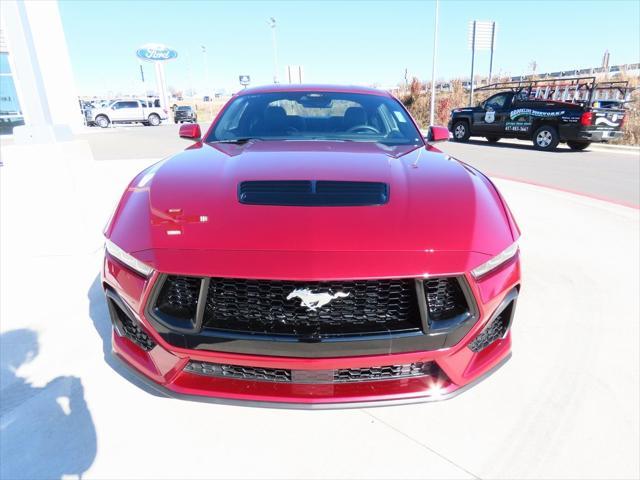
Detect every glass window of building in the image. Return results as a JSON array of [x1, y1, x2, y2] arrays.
[[0, 30, 25, 135]]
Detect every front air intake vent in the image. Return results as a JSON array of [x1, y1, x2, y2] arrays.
[[184, 360, 441, 384], [468, 301, 514, 353], [238, 180, 389, 206]]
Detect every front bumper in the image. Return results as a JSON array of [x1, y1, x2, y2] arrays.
[[102, 254, 520, 407], [174, 115, 196, 122]]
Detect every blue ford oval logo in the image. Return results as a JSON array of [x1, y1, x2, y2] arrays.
[[136, 44, 178, 62]]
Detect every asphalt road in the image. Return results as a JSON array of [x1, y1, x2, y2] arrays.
[[440, 139, 640, 208], [74, 123, 640, 208]]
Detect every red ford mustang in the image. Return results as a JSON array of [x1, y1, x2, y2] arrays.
[[102, 85, 521, 408]]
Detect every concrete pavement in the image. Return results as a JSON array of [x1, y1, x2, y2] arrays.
[[1, 141, 638, 479]]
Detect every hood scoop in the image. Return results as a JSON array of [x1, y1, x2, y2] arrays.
[[238, 180, 389, 206]]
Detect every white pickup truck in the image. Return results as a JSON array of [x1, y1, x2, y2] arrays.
[[87, 99, 168, 128]]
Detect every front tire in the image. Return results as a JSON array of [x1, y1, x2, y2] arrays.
[[95, 115, 110, 128], [452, 121, 470, 142], [148, 114, 161, 126], [533, 125, 559, 151], [567, 141, 591, 151], [486, 136, 501, 143]]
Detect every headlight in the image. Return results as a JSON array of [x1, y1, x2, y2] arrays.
[[105, 239, 153, 277], [471, 242, 518, 279]]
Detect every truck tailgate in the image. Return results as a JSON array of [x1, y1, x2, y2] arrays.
[[591, 108, 625, 131]]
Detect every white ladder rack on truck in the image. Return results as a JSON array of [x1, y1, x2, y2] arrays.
[[476, 77, 633, 105]]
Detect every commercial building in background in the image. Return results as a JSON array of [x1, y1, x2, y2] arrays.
[[0, 28, 24, 135], [2, 0, 83, 144]]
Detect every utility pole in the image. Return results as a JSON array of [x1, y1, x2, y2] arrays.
[[469, 20, 476, 105], [429, 0, 439, 126], [268, 17, 279, 83]]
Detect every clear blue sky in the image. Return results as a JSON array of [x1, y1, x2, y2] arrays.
[[58, 0, 640, 96]]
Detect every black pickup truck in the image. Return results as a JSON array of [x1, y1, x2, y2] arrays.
[[448, 78, 630, 151]]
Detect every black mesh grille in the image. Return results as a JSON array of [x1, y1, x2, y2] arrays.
[[202, 278, 421, 338], [334, 362, 435, 382], [468, 303, 512, 353], [424, 277, 467, 321], [238, 180, 389, 206], [112, 301, 156, 351], [155, 275, 200, 320], [184, 361, 439, 383], [185, 361, 291, 382]]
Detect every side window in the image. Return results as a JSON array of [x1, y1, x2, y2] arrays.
[[112, 102, 123, 110], [485, 93, 510, 110], [122, 101, 138, 109]]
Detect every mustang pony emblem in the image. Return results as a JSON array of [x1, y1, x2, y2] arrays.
[[286, 288, 350, 311]]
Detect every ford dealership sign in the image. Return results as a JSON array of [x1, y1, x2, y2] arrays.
[[136, 44, 178, 62]]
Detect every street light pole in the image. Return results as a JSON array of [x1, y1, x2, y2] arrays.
[[429, 0, 439, 126], [201, 45, 213, 119], [268, 17, 279, 83]]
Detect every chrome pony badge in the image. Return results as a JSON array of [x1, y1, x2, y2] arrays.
[[286, 288, 350, 311]]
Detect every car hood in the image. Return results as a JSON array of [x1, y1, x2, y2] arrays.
[[107, 141, 515, 277]]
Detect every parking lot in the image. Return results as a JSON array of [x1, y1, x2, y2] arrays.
[[1, 126, 639, 479]]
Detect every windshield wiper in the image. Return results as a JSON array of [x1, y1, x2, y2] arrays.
[[211, 137, 262, 144]]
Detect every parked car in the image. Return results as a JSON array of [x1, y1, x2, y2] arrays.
[[449, 77, 630, 151], [102, 85, 520, 407], [87, 99, 168, 128], [173, 105, 197, 123]]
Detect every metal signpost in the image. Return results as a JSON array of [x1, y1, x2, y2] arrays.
[[136, 43, 177, 112], [429, 0, 439, 126], [467, 20, 496, 104]]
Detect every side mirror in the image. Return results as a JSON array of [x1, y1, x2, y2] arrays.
[[425, 125, 450, 144], [179, 123, 201, 140]]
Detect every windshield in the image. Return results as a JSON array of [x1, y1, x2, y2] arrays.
[[207, 91, 422, 145], [177, 106, 191, 111]]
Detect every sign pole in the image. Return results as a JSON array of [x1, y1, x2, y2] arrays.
[[155, 61, 168, 112], [429, 0, 439, 126], [488, 22, 496, 84], [469, 21, 476, 104], [138, 61, 146, 99]]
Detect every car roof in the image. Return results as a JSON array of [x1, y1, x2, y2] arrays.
[[236, 84, 393, 98]]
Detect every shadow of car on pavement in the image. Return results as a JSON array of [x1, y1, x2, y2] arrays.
[[0, 329, 97, 480]]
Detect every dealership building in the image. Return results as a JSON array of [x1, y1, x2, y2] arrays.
[[1, 0, 83, 143], [0, 28, 24, 135]]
